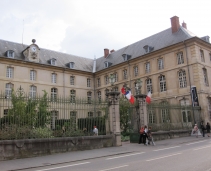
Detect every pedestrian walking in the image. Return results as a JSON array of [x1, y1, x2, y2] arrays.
[[138, 126, 144, 144], [143, 125, 148, 145], [206, 122, 210, 137], [200, 121, 206, 137], [193, 124, 199, 138], [147, 126, 155, 146]]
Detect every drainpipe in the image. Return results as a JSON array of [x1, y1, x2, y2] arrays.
[[183, 41, 196, 124]]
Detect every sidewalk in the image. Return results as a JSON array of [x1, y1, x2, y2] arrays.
[[0, 136, 209, 171]]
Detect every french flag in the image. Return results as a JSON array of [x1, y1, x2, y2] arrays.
[[146, 91, 151, 104], [125, 90, 135, 104]]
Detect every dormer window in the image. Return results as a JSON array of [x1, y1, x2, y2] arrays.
[[104, 61, 112, 68], [50, 58, 57, 66], [143, 45, 154, 53], [122, 54, 131, 61], [69, 62, 75, 69], [6, 50, 14, 58]]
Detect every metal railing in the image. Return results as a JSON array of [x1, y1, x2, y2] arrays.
[[0, 88, 109, 140]]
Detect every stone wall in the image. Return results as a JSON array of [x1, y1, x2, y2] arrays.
[[0, 135, 113, 161]]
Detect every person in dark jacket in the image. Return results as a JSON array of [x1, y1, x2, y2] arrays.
[[200, 121, 206, 137], [138, 126, 144, 144], [206, 122, 210, 137]]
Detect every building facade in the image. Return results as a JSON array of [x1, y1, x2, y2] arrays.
[[0, 16, 211, 125]]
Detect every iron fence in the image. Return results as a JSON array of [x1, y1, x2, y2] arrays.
[[0, 88, 109, 140]]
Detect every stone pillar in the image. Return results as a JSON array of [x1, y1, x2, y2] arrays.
[[107, 91, 121, 146], [135, 94, 147, 128]]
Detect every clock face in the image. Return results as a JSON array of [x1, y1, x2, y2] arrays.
[[31, 46, 37, 52]]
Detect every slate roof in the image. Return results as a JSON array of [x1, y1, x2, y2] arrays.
[[0, 40, 94, 72], [95, 26, 197, 72]]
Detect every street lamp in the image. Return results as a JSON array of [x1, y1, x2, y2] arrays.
[[135, 79, 142, 95]]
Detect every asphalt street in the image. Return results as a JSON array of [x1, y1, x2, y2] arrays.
[[1, 135, 211, 171]]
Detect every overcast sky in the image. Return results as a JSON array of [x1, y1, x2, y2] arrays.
[[0, 0, 210, 59]]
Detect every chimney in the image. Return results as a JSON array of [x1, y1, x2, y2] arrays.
[[104, 48, 109, 58], [170, 16, 180, 33], [110, 49, 115, 53], [182, 21, 187, 29]]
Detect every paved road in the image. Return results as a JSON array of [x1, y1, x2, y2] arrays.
[[1, 136, 211, 171]]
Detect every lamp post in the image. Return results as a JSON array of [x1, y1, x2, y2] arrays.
[[135, 79, 142, 95]]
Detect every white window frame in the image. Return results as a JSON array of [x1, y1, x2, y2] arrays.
[[70, 76, 75, 85], [203, 68, 209, 86], [5, 83, 13, 97], [51, 59, 56, 66], [134, 66, 138, 76], [145, 62, 150, 73], [200, 50, 205, 62], [114, 73, 118, 82], [87, 91, 92, 103], [51, 73, 57, 83], [159, 75, 166, 92], [105, 75, 109, 85], [97, 78, 101, 87], [158, 58, 164, 70], [29, 85, 37, 98], [148, 110, 155, 123], [70, 90, 76, 103], [178, 70, 187, 88], [69, 62, 74, 69], [177, 52, 184, 64], [51, 88, 57, 101], [30, 70, 36, 81], [6, 67, 13, 78], [87, 78, 91, 87], [146, 78, 153, 93], [123, 69, 127, 79], [7, 50, 14, 58]]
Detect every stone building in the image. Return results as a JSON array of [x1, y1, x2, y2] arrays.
[[0, 16, 211, 125]]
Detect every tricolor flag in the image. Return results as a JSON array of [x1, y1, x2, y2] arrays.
[[146, 91, 151, 104]]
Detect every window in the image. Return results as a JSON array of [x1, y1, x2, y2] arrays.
[[51, 59, 56, 66], [97, 78, 101, 87], [4, 109, 8, 116], [87, 78, 91, 87], [123, 69, 127, 79], [70, 90, 76, 103], [178, 70, 187, 88], [30, 70, 36, 81], [7, 50, 14, 58], [200, 50, 205, 62], [158, 58, 164, 70], [134, 66, 138, 76], [6, 67, 13, 78], [51, 88, 57, 101], [88, 112, 93, 117], [159, 75, 166, 92], [5, 83, 13, 97], [148, 110, 155, 123], [97, 111, 102, 117], [105, 89, 109, 100], [70, 111, 77, 128], [177, 52, 184, 64], [203, 68, 209, 86], [114, 73, 118, 82], [97, 91, 101, 103], [145, 62, 150, 73], [146, 78, 153, 93], [161, 102, 170, 123], [29, 85, 37, 98], [208, 98, 211, 120], [69, 62, 75, 69], [105, 75, 109, 85], [104, 61, 109, 68], [114, 87, 118, 92], [122, 54, 131, 61], [143, 45, 154, 53], [70, 76, 74, 85], [87, 92, 92, 103], [51, 73, 57, 83]]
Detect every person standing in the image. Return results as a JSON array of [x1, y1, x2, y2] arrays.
[[206, 122, 210, 137], [138, 126, 144, 144], [200, 121, 206, 137], [147, 126, 155, 146], [143, 125, 148, 145], [93, 126, 98, 136]]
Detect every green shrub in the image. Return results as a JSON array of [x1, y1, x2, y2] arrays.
[[32, 127, 53, 138]]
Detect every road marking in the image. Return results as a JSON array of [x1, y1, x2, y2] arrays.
[[35, 162, 90, 171], [98, 165, 128, 171], [193, 145, 211, 151], [186, 140, 207, 145], [153, 146, 180, 151], [146, 153, 182, 162], [106, 152, 145, 160]]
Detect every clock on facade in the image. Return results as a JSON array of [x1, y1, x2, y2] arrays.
[[31, 46, 37, 52]]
